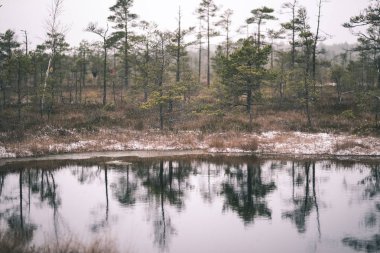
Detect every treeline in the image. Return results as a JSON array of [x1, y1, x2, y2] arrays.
[[0, 0, 379, 132]]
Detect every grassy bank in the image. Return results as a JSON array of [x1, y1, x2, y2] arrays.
[[0, 85, 379, 158], [0, 231, 118, 253], [0, 126, 379, 158]]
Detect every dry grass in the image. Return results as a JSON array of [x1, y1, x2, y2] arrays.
[[0, 85, 378, 157], [178, 133, 197, 147], [0, 232, 118, 253], [208, 138, 225, 149], [0, 97, 377, 136], [334, 140, 369, 152], [206, 132, 259, 151], [256, 110, 307, 131], [236, 138, 259, 151], [0, 80, 379, 137]]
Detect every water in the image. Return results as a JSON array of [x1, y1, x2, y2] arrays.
[[0, 155, 379, 253]]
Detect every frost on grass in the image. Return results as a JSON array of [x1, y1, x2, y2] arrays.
[[0, 146, 16, 158], [1, 128, 380, 158], [257, 132, 380, 156], [48, 140, 97, 153], [257, 132, 337, 155]]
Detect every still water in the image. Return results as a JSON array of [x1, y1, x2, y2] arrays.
[[0, 155, 379, 253]]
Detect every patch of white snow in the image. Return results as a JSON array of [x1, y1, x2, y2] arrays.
[[0, 146, 16, 158]]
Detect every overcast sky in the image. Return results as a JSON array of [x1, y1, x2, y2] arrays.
[[0, 0, 370, 50]]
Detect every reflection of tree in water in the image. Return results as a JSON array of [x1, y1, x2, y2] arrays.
[[71, 165, 100, 184], [90, 165, 111, 233], [360, 165, 380, 198], [111, 165, 137, 207], [0, 171, 5, 196], [5, 213, 36, 243], [135, 160, 192, 210], [30, 169, 63, 245], [343, 235, 380, 253], [153, 161, 175, 250], [343, 164, 380, 253], [282, 162, 320, 234], [221, 163, 276, 224], [199, 163, 224, 204], [0, 169, 37, 246], [137, 160, 192, 250], [40, 171, 61, 209]]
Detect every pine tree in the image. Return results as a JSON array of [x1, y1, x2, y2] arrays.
[[108, 0, 138, 89], [196, 0, 219, 87]]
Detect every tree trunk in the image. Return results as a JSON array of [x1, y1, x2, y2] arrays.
[[305, 67, 312, 128], [104, 165, 109, 221], [198, 19, 202, 85], [312, 0, 322, 91], [160, 100, 164, 130], [41, 57, 53, 114], [247, 88, 253, 130], [176, 9, 181, 83], [17, 58, 22, 124], [159, 35, 165, 130], [124, 17, 129, 89], [103, 45, 107, 105], [19, 169, 24, 232], [207, 7, 211, 87], [82, 49, 86, 88], [291, 1, 296, 68], [226, 21, 230, 60]]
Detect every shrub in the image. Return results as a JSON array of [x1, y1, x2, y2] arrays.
[[341, 110, 355, 120], [103, 103, 116, 112]]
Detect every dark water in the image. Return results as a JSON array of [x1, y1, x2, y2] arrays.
[[0, 155, 379, 253]]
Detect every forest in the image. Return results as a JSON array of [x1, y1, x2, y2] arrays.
[[0, 0, 380, 138]]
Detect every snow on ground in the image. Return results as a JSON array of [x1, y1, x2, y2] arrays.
[[48, 140, 97, 153], [0, 146, 16, 158], [0, 129, 380, 158], [256, 131, 338, 154], [256, 131, 380, 156]]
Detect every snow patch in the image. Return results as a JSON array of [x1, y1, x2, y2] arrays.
[[260, 131, 279, 139], [48, 140, 96, 153], [208, 147, 248, 153], [0, 146, 16, 158], [1, 128, 380, 158]]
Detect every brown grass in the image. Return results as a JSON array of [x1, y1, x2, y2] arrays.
[[0, 232, 119, 253], [334, 140, 369, 152], [208, 138, 225, 149], [0, 85, 379, 157], [206, 133, 259, 151], [237, 138, 259, 151]]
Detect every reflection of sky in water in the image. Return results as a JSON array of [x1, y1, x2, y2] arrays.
[[0, 159, 379, 253]]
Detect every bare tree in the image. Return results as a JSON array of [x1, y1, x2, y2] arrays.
[[312, 0, 327, 91], [196, 0, 219, 87], [281, 0, 299, 68], [86, 23, 111, 105], [41, 0, 65, 115], [216, 8, 233, 60], [197, 17, 203, 84]]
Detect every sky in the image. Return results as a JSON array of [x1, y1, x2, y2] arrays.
[[0, 0, 370, 50]]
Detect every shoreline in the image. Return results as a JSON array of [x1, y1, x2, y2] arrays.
[[0, 150, 380, 166], [1, 127, 380, 161]]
